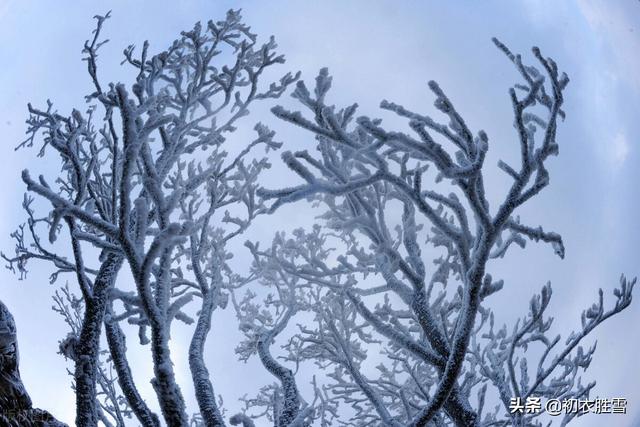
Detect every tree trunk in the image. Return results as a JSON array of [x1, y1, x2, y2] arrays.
[[75, 254, 123, 427], [189, 292, 226, 427], [105, 307, 160, 427], [150, 323, 189, 427]]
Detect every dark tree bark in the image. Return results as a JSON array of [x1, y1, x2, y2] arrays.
[[74, 254, 124, 427]]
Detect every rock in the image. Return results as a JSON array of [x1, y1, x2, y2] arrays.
[[0, 300, 68, 427]]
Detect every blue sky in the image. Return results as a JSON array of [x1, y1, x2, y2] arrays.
[[0, 1, 637, 426]]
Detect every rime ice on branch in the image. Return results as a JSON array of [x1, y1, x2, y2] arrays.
[[4, 9, 298, 427], [2, 8, 634, 427], [256, 40, 635, 426]]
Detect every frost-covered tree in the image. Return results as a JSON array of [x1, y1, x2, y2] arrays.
[[3, 8, 635, 427], [54, 284, 133, 427], [4, 10, 297, 427], [230, 238, 333, 426], [254, 40, 635, 426]]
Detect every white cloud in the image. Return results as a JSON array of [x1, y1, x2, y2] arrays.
[[612, 131, 630, 167]]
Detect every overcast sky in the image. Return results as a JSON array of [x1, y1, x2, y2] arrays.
[[0, 1, 638, 426]]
